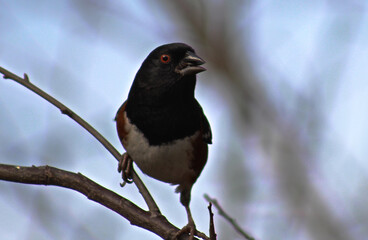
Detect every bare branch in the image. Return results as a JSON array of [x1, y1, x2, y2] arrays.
[[208, 203, 217, 240], [132, 169, 161, 215], [204, 194, 255, 240], [0, 163, 178, 239], [0, 65, 211, 239], [0, 66, 159, 213]]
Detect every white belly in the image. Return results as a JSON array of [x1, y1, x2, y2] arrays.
[[122, 112, 197, 184]]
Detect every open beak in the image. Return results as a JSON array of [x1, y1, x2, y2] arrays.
[[176, 51, 206, 76]]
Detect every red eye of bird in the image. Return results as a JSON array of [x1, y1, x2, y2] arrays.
[[160, 54, 171, 63]]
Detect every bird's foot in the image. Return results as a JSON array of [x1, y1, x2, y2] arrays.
[[118, 152, 133, 186], [174, 222, 209, 240], [174, 221, 196, 240]]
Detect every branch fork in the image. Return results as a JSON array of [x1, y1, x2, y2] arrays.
[[0, 66, 215, 240]]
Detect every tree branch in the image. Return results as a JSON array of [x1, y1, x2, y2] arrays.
[[0, 163, 178, 239], [0, 66, 159, 213], [208, 203, 217, 240], [204, 194, 255, 240], [0, 66, 209, 239]]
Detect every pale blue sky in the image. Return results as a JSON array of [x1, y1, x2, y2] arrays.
[[1, 1, 368, 240]]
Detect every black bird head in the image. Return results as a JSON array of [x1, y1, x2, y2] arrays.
[[128, 43, 206, 104]]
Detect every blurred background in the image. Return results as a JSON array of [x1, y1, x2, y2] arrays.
[[0, 1, 367, 239]]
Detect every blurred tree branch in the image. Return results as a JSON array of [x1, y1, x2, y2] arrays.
[[0, 66, 211, 240], [0, 1, 365, 239], [160, 1, 354, 239], [204, 194, 254, 240]]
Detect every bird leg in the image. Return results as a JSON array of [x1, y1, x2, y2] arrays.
[[174, 206, 210, 240], [118, 152, 133, 186]]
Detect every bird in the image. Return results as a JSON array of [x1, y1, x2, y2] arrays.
[[115, 43, 212, 239]]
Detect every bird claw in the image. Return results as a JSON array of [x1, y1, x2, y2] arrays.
[[174, 222, 195, 240], [118, 153, 134, 186], [174, 222, 209, 240]]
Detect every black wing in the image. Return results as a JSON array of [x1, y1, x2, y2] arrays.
[[201, 113, 212, 144], [196, 100, 212, 144]]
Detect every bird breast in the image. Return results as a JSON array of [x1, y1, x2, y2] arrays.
[[122, 111, 198, 185]]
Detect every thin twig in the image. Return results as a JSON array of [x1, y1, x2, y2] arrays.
[[0, 66, 120, 158], [204, 194, 255, 240], [208, 203, 217, 240], [133, 170, 161, 215], [0, 66, 160, 214]]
